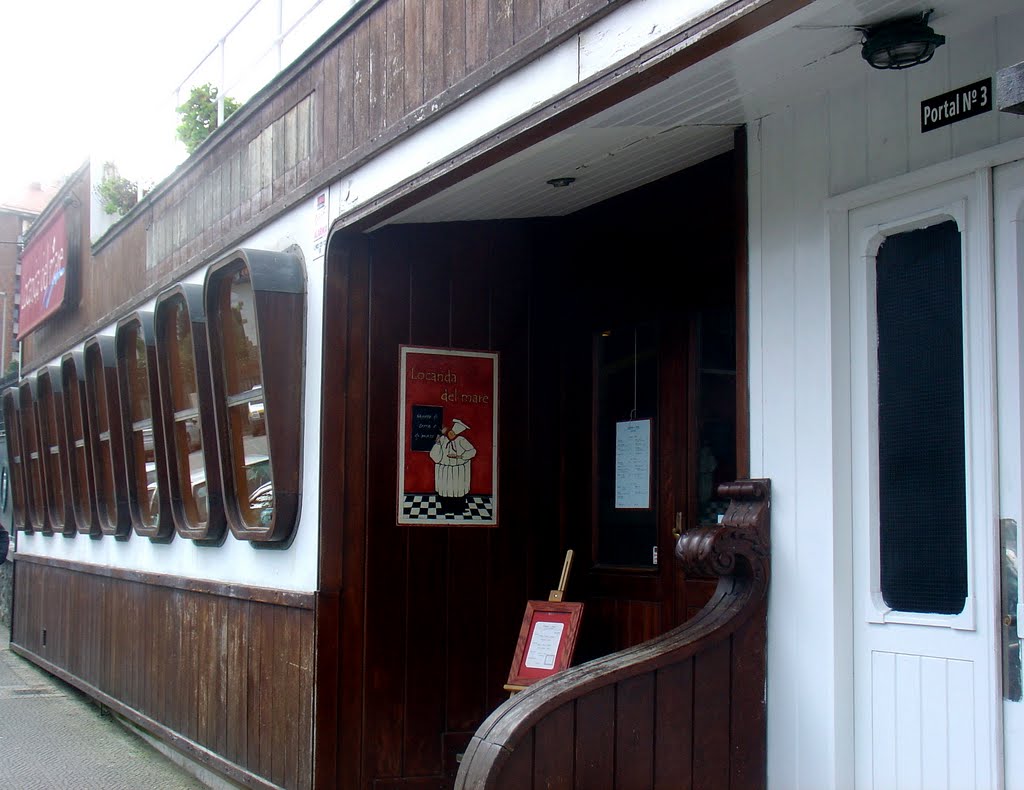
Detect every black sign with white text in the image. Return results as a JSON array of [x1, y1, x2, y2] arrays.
[[922, 78, 992, 133]]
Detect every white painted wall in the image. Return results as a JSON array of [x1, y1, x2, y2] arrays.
[[750, 8, 1024, 790], [16, 196, 325, 593]]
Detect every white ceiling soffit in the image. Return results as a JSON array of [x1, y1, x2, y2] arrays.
[[389, 0, 1017, 225]]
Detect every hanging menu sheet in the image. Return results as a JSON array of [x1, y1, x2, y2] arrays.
[[615, 419, 651, 509]]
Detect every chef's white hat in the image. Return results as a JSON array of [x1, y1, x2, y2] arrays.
[[451, 418, 470, 435]]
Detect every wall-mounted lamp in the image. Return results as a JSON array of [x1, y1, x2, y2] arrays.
[[859, 11, 945, 70]]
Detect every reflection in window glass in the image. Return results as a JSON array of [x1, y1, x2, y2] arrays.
[[3, 393, 26, 530], [21, 387, 46, 531], [64, 363, 93, 524], [220, 267, 274, 530], [38, 376, 66, 528], [124, 327, 159, 528], [88, 352, 119, 527], [166, 299, 207, 530]]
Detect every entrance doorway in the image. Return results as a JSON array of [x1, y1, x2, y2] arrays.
[[554, 152, 741, 659]]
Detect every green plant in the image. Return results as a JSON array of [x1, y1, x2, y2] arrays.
[[95, 162, 139, 217], [176, 83, 241, 155]]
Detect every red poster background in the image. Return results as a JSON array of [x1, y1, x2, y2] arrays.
[[401, 348, 495, 494], [19, 209, 68, 338]]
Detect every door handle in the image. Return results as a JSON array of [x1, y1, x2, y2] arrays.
[[672, 512, 683, 540]]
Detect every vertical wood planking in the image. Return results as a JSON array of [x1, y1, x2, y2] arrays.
[[386, 0, 406, 127], [402, 230, 451, 776], [465, 0, 489, 73], [866, 71, 909, 184], [828, 79, 869, 196], [352, 22, 371, 149], [9, 564, 313, 788], [364, 242, 412, 780], [404, 0, 424, 111], [422, 0, 444, 100], [919, 656, 949, 789], [488, 0, 514, 59], [949, 21, 998, 158], [692, 639, 731, 789], [369, 6, 388, 137], [906, 45, 952, 172], [870, 651, 898, 789], [894, 653, 923, 790], [533, 701, 575, 789], [945, 658, 976, 789], [654, 660, 693, 789], [498, 730, 534, 790], [540, 0, 567, 25], [443, 0, 467, 86], [337, 34, 355, 157], [334, 237, 371, 790], [615, 674, 655, 789], [574, 685, 614, 788], [513, 0, 539, 45], [729, 618, 767, 789]]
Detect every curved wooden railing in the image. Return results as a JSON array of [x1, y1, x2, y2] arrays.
[[455, 479, 771, 790]]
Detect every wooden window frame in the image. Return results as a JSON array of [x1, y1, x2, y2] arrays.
[[84, 336, 132, 538], [154, 283, 226, 544], [36, 366, 75, 536], [205, 248, 305, 543], [2, 388, 29, 533], [61, 350, 102, 537], [116, 312, 175, 541], [18, 379, 50, 534]]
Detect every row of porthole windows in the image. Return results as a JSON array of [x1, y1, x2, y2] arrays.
[[3, 248, 306, 545]]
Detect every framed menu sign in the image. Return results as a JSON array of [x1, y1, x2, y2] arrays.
[[506, 600, 584, 689], [398, 346, 499, 526]]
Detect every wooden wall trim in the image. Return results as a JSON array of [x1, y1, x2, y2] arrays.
[[340, 0, 814, 233], [734, 126, 750, 479], [9, 643, 279, 790], [12, 553, 315, 610]]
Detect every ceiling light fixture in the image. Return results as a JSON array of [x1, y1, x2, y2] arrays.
[[859, 11, 945, 70], [546, 177, 576, 188]]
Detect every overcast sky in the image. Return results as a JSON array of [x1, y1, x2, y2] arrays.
[[0, 0, 260, 203]]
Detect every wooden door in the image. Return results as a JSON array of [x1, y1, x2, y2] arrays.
[[561, 296, 734, 660]]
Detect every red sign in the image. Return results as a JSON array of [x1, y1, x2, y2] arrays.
[[19, 208, 72, 337], [397, 346, 498, 526]]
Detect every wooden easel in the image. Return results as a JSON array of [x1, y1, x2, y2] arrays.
[[504, 550, 575, 694]]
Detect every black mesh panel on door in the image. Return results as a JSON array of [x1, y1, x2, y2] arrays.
[[876, 219, 968, 615]]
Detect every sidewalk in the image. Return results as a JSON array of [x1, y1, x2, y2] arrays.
[[0, 628, 208, 789]]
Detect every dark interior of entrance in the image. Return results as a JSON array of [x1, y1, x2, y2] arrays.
[[321, 149, 740, 789]]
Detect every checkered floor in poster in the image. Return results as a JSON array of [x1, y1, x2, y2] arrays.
[[401, 493, 495, 523]]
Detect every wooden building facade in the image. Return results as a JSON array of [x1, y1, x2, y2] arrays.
[[6, 0, 1024, 788]]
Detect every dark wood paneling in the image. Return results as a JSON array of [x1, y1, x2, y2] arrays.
[[10, 559, 314, 790], [455, 480, 772, 790]]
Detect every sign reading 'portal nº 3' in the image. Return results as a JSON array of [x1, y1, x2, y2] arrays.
[[921, 77, 992, 133], [397, 346, 499, 527]]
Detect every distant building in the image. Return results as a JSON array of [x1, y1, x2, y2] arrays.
[[0, 182, 59, 375]]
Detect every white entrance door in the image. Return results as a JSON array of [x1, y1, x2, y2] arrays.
[[996, 158, 1024, 790], [850, 173, 1002, 790]]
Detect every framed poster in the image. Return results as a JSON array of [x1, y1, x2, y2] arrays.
[[506, 600, 584, 689], [398, 346, 499, 526]]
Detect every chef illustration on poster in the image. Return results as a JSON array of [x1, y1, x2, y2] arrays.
[[398, 346, 498, 526], [429, 418, 477, 514]]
